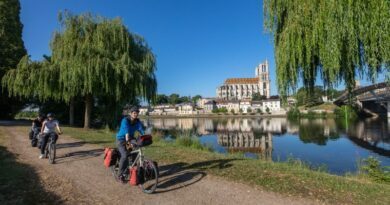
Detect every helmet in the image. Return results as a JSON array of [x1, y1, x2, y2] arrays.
[[47, 113, 54, 118], [129, 106, 139, 114]]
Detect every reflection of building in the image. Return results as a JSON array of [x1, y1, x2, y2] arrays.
[[216, 60, 270, 100], [217, 132, 273, 160]]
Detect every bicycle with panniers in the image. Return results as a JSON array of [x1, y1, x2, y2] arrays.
[[105, 135, 158, 194]]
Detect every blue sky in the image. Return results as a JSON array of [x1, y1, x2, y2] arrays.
[[19, 0, 383, 98], [19, 0, 276, 97]]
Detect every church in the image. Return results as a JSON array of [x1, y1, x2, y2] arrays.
[[216, 60, 270, 100]]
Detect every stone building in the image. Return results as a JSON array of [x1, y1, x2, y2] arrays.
[[216, 60, 270, 100]]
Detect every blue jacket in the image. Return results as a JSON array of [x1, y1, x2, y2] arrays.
[[116, 117, 144, 141]]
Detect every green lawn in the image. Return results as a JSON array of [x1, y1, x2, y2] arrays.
[[59, 126, 390, 205]]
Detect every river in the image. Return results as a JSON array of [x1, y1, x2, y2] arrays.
[[141, 117, 390, 175]]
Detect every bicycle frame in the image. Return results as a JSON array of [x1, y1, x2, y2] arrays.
[[128, 146, 145, 169]]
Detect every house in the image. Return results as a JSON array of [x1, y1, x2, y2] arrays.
[[239, 99, 252, 113], [251, 101, 263, 112], [139, 106, 151, 115], [262, 97, 281, 112], [197, 98, 215, 109], [177, 103, 195, 115], [204, 101, 217, 112]]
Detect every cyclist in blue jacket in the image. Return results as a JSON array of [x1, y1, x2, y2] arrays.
[[116, 106, 144, 183]]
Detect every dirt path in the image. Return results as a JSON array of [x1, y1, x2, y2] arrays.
[[1, 123, 321, 205]]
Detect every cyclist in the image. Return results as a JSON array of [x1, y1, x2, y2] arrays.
[[116, 106, 144, 183], [39, 113, 62, 159], [30, 114, 45, 146]]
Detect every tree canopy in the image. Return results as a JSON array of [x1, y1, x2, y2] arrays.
[[2, 12, 157, 128], [264, 0, 390, 96], [0, 0, 27, 118]]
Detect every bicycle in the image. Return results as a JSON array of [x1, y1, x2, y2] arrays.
[[30, 127, 40, 147], [43, 132, 59, 164], [110, 135, 158, 194]]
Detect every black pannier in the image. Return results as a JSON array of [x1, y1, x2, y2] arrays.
[[137, 135, 153, 147]]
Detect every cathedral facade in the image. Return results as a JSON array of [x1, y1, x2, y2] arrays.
[[216, 60, 270, 100]]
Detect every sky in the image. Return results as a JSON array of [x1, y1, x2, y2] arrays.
[[19, 0, 384, 98]]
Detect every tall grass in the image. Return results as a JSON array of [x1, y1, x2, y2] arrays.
[[175, 132, 213, 152]]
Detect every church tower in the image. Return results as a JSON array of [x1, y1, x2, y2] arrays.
[[255, 60, 270, 98]]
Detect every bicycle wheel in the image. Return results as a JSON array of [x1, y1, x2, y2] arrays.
[[48, 143, 56, 164], [110, 160, 120, 181], [139, 160, 158, 194]]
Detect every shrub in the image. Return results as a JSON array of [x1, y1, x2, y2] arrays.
[[359, 157, 390, 184]]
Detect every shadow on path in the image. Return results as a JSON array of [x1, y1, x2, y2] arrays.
[[56, 141, 86, 149], [0, 145, 63, 204], [155, 158, 240, 193], [55, 148, 104, 164]]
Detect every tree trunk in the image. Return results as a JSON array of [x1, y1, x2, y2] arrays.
[[69, 97, 75, 126], [84, 94, 93, 129]]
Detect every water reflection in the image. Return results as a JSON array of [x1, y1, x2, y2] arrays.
[[141, 117, 390, 173]]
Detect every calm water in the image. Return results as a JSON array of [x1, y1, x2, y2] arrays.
[[141, 117, 390, 174]]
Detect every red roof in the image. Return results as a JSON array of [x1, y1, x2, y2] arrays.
[[224, 78, 259, 84]]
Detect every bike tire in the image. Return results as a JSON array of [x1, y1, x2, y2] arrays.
[[139, 160, 158, 194], [48, 143, 56, 164], [31, 138, 37, 147], [110, 161, 120, 181]]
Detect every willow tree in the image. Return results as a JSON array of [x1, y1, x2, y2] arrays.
[[3, 12, 157, 128], [263, 0, 390, 97]]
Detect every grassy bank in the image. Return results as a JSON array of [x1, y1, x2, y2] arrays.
[[0, 127, 61, 204], [57, 127, 390, 204]]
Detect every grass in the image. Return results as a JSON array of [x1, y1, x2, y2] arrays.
[[13, 126, 390, 205], [175, 132, 214, 152], [0, 127, 61, 204], [308, 103, 338, 111]]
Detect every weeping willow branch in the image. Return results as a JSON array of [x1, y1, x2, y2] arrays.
[[264, 0, 390, 96]]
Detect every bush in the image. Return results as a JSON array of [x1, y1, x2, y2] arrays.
[[334, 105, 358, 120], [265, 107, 270, 114], [287, 107, 300, 119], [359, 157, 390, 184]]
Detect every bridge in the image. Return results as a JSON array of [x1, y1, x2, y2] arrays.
[[334, 82, 390, 117]]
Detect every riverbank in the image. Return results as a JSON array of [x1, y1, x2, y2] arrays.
[[61, 126, 389, 205], [142, 113, 287, 119]]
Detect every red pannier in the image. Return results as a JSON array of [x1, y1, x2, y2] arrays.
[[103, 147, 118, 167], [137, 135, 153, 147]]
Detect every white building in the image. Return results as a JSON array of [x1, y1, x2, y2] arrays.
[[216, 60, 270, 100], [139, 106, 151, 115], [196, 98, 215, 109], [239, 99, 252, 113], [262, 98, 281, 112], [204, 101, 217, 112], [177, 103, 195, 115]]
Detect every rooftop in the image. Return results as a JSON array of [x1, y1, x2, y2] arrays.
[[224, 78, 259, 85]]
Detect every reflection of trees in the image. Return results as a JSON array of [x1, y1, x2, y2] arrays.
[[298, 119, 340, 145]]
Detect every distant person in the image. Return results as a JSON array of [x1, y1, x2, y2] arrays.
[[39, 113, 62, 159], [115, 106, 144, 183], [30, 114, 45, 146]]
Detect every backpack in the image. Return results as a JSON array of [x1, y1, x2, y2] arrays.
[[103, 148, 118, 167]]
